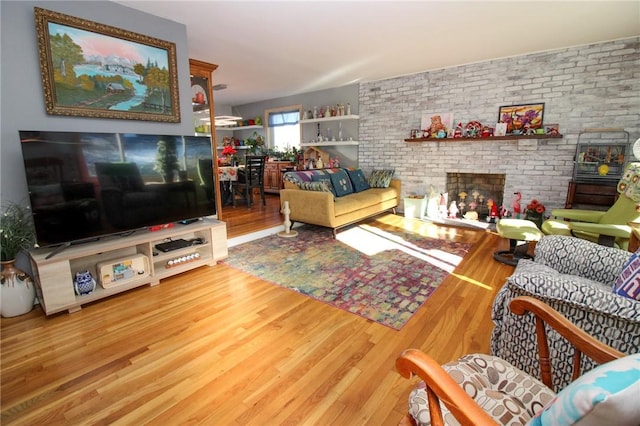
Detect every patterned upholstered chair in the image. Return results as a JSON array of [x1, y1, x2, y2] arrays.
[[397, 296, 637, 426], [491, 235, 639, 393]]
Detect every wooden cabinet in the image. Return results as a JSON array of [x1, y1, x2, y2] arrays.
[[264, 161, 295, 193], [565, 181, 618, 209], [29, 219, 227, 315], [189, 59, 225, 220]]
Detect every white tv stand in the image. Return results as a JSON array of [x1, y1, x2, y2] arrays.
[[28, 218, 228, 315]]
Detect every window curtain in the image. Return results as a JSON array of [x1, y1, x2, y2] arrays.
[[268, 111, 299, 127]]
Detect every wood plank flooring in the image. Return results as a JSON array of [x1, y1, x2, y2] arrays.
[[1, 204, 517, 425]]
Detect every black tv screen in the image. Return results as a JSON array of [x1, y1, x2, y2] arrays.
[[19, 131, 216, 247]]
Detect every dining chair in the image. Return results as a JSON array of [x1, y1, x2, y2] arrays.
[[233, 155, 266, 208]]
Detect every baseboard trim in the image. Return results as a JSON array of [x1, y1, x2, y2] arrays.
[[227, 223, 303, 247]]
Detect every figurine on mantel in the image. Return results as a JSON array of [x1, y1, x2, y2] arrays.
[[454, 123, 463, 138], [439, 193, 448, 218], [448, 201, 459, 218], [513, 192, 522, 219]]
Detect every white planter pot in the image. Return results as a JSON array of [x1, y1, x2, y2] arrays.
[[1, 260, 36, 317]]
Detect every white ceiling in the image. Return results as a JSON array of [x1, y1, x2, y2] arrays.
[[115, 1, 640, 107]]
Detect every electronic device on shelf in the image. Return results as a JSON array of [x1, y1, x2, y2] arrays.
[[155, 239, 192, 252]]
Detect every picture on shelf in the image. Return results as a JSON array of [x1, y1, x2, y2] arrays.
[[498, 103, 544, 134], [545, 123, 560, 135], [494, 122, 508, 137]]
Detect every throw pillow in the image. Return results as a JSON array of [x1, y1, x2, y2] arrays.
[[369, 169, 395, 188], [527, 353, 640, 426], [346, 169, 370, 193], [296, 181, 334, 199], [613, 249, 640, 301], [329, 169, 354, 197], [311, 174, 336, 196]]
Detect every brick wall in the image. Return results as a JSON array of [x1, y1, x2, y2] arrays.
[[358, 37, 640, 211]]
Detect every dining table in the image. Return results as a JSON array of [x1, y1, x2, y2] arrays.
[[218, 165, 242, 205]]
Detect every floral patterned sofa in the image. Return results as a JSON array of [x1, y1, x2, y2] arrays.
[[490, 235, 639, 391], [280, 168, 400, 236]]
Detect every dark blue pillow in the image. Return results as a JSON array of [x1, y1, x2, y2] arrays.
[[311, 174, 336, 196], [328, 169, 354, 197], [346, 169, 370, 193]]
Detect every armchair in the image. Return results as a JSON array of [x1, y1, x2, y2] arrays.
[[541, 162, 640, 249], [491, 235, 639, 393], [396, 297, 637, 426]]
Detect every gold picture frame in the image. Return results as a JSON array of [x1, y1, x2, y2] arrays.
[[34, 7, 180, 122]]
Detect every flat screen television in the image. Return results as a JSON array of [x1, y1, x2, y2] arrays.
[[19, 130, 217, 248]]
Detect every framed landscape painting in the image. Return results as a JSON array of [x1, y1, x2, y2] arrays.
[[34, 7, 180, 122], [498, 103, 544, 134]]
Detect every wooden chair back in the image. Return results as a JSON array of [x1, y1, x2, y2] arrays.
[[396, 296, 625, 426]]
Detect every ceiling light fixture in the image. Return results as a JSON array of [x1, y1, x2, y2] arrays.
[[214, 115, 242, 127]]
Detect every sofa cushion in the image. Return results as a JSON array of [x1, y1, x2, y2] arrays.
[[333, 187, 398, 216], [369, 169, 395, 188], [614, 249, 640, 301], [311, 173, 336, 197], [328, 169, 354, 197], [527, 354, 640, 426], [346, 169, 370, 193], [296, 181, 335, 199]]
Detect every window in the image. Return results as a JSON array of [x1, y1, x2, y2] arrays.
[[265, 105, 301, 152]]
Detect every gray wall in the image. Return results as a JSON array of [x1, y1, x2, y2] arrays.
[[0, 1, 193, 205], [359, 37, 640, 211]]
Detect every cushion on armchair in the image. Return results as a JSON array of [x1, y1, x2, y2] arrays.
[[614, 249, 640, 301]]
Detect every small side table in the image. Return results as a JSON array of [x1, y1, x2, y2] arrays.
[[628, 222, 640, 252]]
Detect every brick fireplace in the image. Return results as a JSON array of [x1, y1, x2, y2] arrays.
[[446, 172, 506, 220]]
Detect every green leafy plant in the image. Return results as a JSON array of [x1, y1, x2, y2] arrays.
[[245, 132, 264, 154], [0, 202, 36, 261]]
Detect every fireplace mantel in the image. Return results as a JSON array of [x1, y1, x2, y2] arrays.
[[404, 134, 563, 143]]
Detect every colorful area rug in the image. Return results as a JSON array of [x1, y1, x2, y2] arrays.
[[223, 224, 472, 329]]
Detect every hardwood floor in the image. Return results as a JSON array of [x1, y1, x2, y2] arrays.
[[221, 193, 285, 239], [1, 210, 517, 425]]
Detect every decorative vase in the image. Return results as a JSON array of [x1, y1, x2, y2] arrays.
[[0, 260, 36, 317], [73, 270, 96, 295]]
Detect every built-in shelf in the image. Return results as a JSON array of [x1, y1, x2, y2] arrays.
[[404, 134, 563, 142], [300, 141, 359, 147], [217, 124, 263, 131], [216, 145, 250, 150], [299, 114, 359, 124]]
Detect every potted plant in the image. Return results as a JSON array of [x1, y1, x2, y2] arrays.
[[0, 201, 37, 317], [245, 132, 264, 154]]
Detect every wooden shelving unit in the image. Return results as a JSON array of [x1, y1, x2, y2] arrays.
[[28, 219, 228, 315]]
